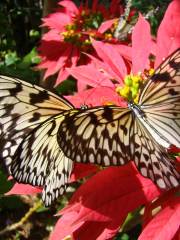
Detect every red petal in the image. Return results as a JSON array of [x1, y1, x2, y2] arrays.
[[59, 1, 79, 17], [172, 229, 180, 240], [56, 68, 70, 84], [68, 65, 114, 88], [37, 32, 69, 77], [156, 0, 180, 67], [52, 164, 161, 239], [6, 183, 42, 195], [116, 44, 132, 61], [70, 163, 98, 182], [66, 86, 125, 107], [42, 12, 71, 31], [132, 14, 152, 73], [143, 188, 179, 226], [38, 33, 79, 82], [139, 196, 180, 240], [98, 19, 117, 33], [50, 206, 84, 240], [92, 39, 127, 82]]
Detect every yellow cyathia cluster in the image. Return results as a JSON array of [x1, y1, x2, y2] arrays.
[[116, 73, 144, 104], [116, 69, 155, 103]]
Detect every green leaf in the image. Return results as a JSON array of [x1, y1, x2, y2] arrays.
[[56, 78, 77, 95], [0, 169, 12, 195], [4, 52, 20, 66], [116, 233, 130, 240], [20, 48, 40, 68]]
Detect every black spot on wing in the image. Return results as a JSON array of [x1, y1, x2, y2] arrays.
[[29, 112, 41, 122], [169, 59, 180, 71], [134, 150, 141, 159], [1, 104, 14, 116], [89, 113, 98, 124], [9, 83, 22, 96], [120, 125, 128, 135], [111, 122, 115, 127], [143, 153, 149, 162], [151, 72, 171, 82], [47, 120, 56, 135], [134, 142, 140, 149], [30, 90, 49, 104], [168, 88, 178, 96], [102, 107, 113, 121]]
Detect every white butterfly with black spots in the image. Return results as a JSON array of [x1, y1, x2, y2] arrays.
[[0, 48, 180, 206]]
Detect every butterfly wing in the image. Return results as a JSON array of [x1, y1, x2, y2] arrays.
[[11, 115, 73, 206], [58, 105, 180, 189], [138, 48, 180, 148], [0, 75, 73, 171], [57, 50, 180, 189], [133, 117, 179, 189], [58, 106, 134, 166]]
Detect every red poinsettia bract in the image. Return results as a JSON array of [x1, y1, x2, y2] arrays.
[[37, 0, 123, 85], [50, 164, 163, 240]]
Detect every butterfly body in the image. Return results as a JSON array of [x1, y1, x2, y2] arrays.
[[0, 48, 180, 206], [128, 102, 144, 116]]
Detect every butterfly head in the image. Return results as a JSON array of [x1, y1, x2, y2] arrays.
[[80, 104, 89, 110], [128, 102, 144, 117]]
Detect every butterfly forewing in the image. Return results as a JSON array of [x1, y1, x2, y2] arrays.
[[138, 49, 180, 148], [139, 48, 180, 106], [0, 75, 73, 171]]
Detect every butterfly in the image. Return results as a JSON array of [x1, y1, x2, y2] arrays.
[[0, 49, 180, 206]]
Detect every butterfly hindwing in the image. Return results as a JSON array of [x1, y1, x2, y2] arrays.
[[58, 106, 134, 166], [11, 115, 73, 206], [42, 150, 73, 206], [133, 117, 179, 189], [139, 102, 180, 148]]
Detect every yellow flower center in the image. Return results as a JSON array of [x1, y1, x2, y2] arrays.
[[116, 69, 154, 104], [61, 10, 117, 48]]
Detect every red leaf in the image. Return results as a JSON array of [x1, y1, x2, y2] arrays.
[[42, 12, 71, 31], [6, 183, 42, 195], [68, 65, 114, 88], [92, 39, 127, 82], [50, 203, 84, 240], [139, 196, 180, 240], [156, 0, 180, 67], [66, 86, 123, 108], [51, 164, 161, 240], [70, 163, 98, 182], [59, 0, 79, 17], [132, 14, 152, 73], [98, 19, 116, 33]]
